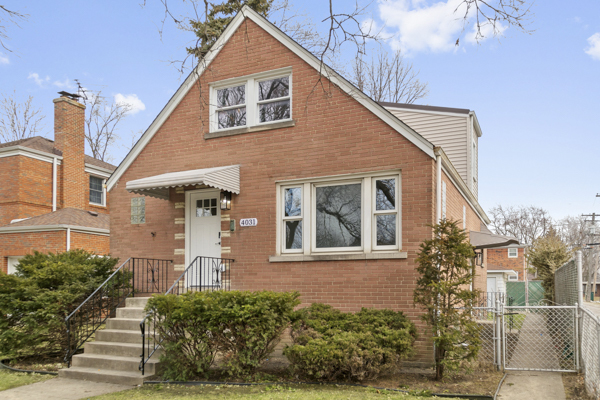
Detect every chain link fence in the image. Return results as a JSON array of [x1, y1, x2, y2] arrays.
[[580, 308, 600, 398], [555, 258, 579, 306], [473, 292, 502, 367]]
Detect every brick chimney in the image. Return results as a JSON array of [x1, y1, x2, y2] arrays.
[[53, 94, 86, 210]]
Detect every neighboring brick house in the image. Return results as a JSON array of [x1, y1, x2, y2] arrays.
[[107, 7, 496, 363], [0, 94, 116, 274]]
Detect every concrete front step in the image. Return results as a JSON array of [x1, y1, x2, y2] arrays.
[[107, 318, 147, 331], [116, 307, 147, 319], [59, 366, 152, 386], [84, 341, 161, 358], [95, 329, 155, 344], [125, 297, 151, 308], [71, 353, 159, 375]]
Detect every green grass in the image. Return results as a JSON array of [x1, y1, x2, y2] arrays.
[[90, 383, 466, 400], [0, 369, 55, 391]]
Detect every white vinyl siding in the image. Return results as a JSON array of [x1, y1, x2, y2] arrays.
[[387, 109, 468, 183]]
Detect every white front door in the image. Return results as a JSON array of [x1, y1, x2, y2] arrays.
[[487, 277, 497, 307], [187, 190, 222, 288]]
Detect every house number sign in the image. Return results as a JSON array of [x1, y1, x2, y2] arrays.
[[240, 218, 258, 227]]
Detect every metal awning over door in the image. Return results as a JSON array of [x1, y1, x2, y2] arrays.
[[125, 165, 240, 200]]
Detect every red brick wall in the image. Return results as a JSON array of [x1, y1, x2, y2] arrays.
[[486, 247, 526, 280], [0, 231, 66, 273], [54, 97, 86, 210], [109, 19, 483, 363], [70, 231, 110, 255]]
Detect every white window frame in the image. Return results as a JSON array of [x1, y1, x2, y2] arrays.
[[209, 67, 293, 133], [7, 256, 23, 275], [89, 175, 106, 206], [508, 248, 518, 258], [276, 170, 401, 256]]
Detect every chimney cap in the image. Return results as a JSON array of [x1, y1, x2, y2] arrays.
[[58, 91, 81, 101]]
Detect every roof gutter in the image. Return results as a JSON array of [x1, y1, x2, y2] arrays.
[[0, 224, 110, 235]]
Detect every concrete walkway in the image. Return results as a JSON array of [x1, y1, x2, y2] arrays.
[[497, 371, 566, 400], [1, 378, 132, 400]]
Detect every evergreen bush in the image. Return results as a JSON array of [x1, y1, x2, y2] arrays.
[[0, 250, 119, 360], [284, 303, 417, 381]]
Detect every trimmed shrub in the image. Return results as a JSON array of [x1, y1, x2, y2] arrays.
[[0, 250, 120, 359], [146, 290, 300, 380], [284, 303, 417, 382]]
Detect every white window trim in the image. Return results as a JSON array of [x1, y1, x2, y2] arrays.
[[89, 175, 106, 207], [276, 170, 401, 257], [281, 185, 304, 255], [209, 67, 293, 133], [508, 248, 518, 258]]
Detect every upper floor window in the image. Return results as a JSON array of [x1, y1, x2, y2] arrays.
[[277, 171, 400, 255], [211, 67, 292, 132], [508, 248, 518, 258], [89, 176, 105, 206]]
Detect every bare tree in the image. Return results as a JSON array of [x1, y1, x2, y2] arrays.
[[350, 47, 428, 104], [0, 91, 46, 143], [488, 205, 553, 245], [80, 90, 132, 162], [457, 0, 534, 43], [0, 5, 26, 51]]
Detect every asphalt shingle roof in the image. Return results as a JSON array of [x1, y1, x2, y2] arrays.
[[1, 208, 110, 230]]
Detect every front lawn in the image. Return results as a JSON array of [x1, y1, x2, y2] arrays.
[[0, 370, 55, 391], [90, 383, 464, 400]]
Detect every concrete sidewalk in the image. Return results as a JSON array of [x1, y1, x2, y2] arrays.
[[1, 378, 132, 400], [497, 371, 566, 400]]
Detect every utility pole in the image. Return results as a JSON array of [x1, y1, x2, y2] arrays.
[[583, 211, 600, 301]]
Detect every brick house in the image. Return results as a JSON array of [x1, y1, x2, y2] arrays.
[[486, 244, 527, 290], [107, 7, 498, 362], [0, 94, 116, 274]]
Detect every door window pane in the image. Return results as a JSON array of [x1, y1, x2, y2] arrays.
[[284, 188, 301, 217], [316, 183, 361, 248], [286, 220, 302, 249], [375, 179, 395, 210], [376, 215, 396, 246], [197, 198, 217, 217]]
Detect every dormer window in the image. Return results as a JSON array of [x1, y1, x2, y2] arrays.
[[210, 67, 292, 132]]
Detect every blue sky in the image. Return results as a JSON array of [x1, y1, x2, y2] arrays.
[[1, 1, 599, 221]]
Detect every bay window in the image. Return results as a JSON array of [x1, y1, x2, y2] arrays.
[[277, 171, 401, 256]]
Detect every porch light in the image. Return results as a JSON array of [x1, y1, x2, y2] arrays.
[[220, 192, 232, 210], [475, 249, 483, 267]]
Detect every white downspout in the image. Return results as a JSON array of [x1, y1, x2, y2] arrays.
[[66, 227, 71, 251], [52, 157, 57, 212], [436, 152, 442, 223]]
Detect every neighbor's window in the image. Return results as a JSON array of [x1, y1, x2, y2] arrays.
[[211, 68, 292, 131], [279, 173, 400, 254], [508, 248, 518, 258], [131, 197, 146, 224], [90, 176, 104, 205]]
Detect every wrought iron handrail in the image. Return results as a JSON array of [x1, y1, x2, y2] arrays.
[[64, 257, 173, 366], [139, 256, 234, 375]]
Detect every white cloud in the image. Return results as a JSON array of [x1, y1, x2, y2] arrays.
[[28, 72, 50, 87], [585, 33, 600, 61], [0, 53, 9, 65], [377, 0, 504, 54], [53, 78, 76, 90], [464, 20, 507, 44], [114, 93, 146, 114]]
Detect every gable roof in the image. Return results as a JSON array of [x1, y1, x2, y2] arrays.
[[107, 6, 436, 192], [379, 102, 471, 115], [0, 136, 117, 171], [0, 208, 109, 232]]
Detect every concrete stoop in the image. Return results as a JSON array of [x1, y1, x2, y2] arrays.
[[59, 297, 160, 386]]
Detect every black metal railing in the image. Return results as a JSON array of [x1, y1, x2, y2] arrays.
[[139, 256, 234, 375], [64, 257, 173, 366]]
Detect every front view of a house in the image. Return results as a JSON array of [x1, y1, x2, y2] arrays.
[[107, 7, 492, 363]]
